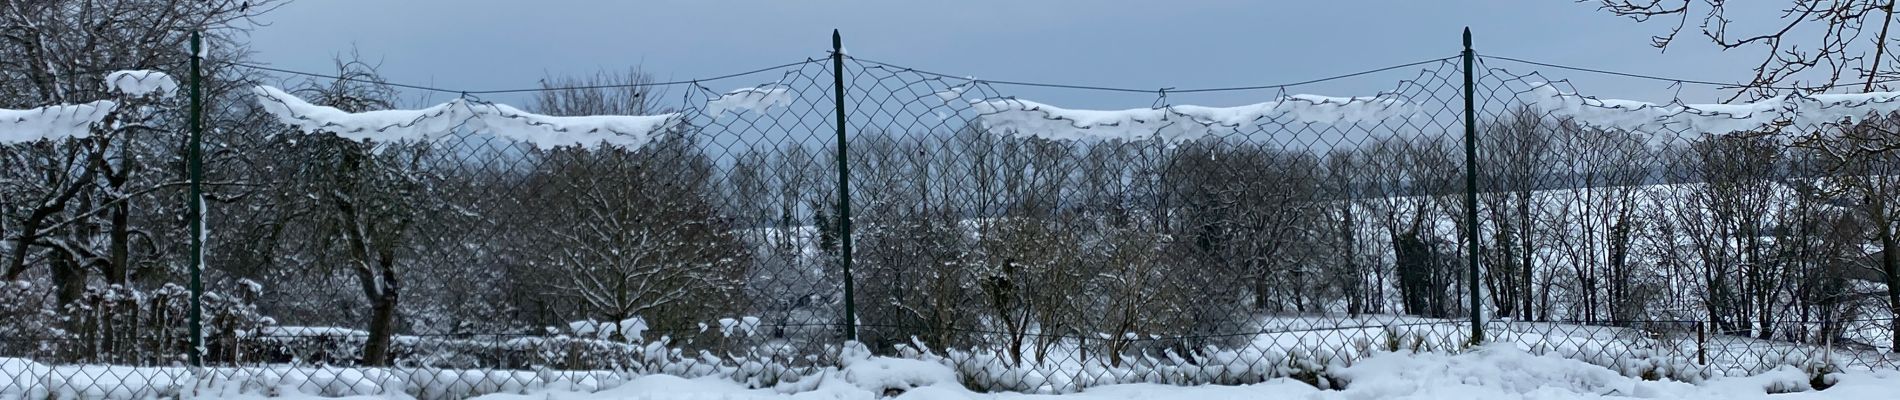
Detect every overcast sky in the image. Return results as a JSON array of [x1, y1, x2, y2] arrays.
[[244, 0, 1776, 109]]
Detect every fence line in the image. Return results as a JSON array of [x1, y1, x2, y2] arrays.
[[2, 28, 1899, 397]]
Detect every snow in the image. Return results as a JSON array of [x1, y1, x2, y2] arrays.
[[956, 92, 1414, 142], [0, 70, 178, 144], [1528, 82, 1900, 134], [252, 86, 464, 142], [1333, 344, 1643, 398], [706, 87, 793, 118], [0, 358, 48, 400], [1800, 91, 1900, 127], [251, 86, 681, 149], [718, 316, 763, 338], [6, 343, 1899, 400], [194, 195, 209, 359], [0, 363, 621, 400], [0, 101, 117, 143], [259, 326, 371, 337], [568, 318, 648, 341], [469, 344, 1900, 400], [471, 102, 678, 149], [838, 342, 959, 394], [104, 70, 178, 99]]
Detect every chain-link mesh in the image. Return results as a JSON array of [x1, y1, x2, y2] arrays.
[[826, 56, 1480, 392], [3, 47, 1900, 399], [1472, 56, 1900, 379]]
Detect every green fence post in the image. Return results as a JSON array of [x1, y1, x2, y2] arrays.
[[831, 29, 858, 343], [187, 30, 206, 367], [1462, 27, 1484, 345]]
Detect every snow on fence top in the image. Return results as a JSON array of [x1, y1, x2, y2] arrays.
[[706, 86, 793, 118], [0, 70, 184, 143], [0, 101, 118, 143], [253, 85, 683, 149], [104, 70, 178, 99], [716, 316, 761, 338], [568, 318, 647, 341], [1529, 82, 1900, 134], [944, 90, 1416, 142]]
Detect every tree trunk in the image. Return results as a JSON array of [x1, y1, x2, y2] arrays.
[[361, 249, 402, 366], [1607, 212, 1631, 325], [1518, 195, 1536, 321], [1343, 207, 1364, 316], [1539, 273, 1552, 322], [1396, 232, 1425, 316], [1878, 210, 1900, 352], [107, 200, 129, 284], [51, 252, 85, 306], [1253, 260, 1271, 312], [363, 289, 399, 366], [106, 137, 133, 285], [5, 215, 43, 281]]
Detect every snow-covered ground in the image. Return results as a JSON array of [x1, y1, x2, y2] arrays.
[[7, 343, 1895, 400], [11, 314, 1888, 399]]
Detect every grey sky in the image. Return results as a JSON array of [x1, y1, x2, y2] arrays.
[[245, 1, 1769, 110]]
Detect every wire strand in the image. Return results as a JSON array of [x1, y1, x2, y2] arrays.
[[467, 59, 822, 94], [847, 55, 1461, 94], [0, 60, 191, 87], [1171, 56, 1461, 93], [219, 58, 824, 95], [220, 61, 466, 93], [1475, 54, 1900, 90]]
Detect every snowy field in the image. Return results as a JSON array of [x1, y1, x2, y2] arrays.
[[5, 315, 1895, 400], [6, 343, 1899, 400]]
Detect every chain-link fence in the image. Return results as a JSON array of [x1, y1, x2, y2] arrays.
[[3, 31, 1900, 398]]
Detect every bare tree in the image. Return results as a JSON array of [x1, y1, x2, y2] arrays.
[[1659, 134, 1789, 337], [1362, 136, 1461, 318], [1595, 0, 1896, 100], [254, 57, 454, 365], [1821, 117, 1900, 350], [1478, 107, 1560, 321], [1319, 150, 1381, 315], [853, 129, 989, 352], [531, 145, 746, 339], [1545, 125, 1654, 324], [1, 0, 279, 301], [517, 69, 748, 339]]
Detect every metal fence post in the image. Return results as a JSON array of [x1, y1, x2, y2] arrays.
[[831, 29, 858, 343], [187, 30, 206, 367], [1462, 27, 1484, 345]]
